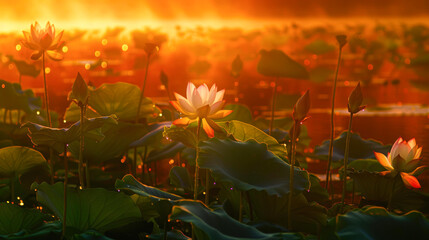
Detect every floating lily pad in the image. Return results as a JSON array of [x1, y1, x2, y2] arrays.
[[65, 82, 156, 122], [198, 138, 309, 197], [257, 49, 309, 79], [313, 132, 391, 163], [34, 182, 141, 234]]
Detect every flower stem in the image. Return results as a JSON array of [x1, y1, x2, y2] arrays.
[[62, 143, 68, 239], [239, 191, 243, 222], [388, 174, 399, 211], [205, 169, 210, 205], [269, 77, 278, 135], [325, 45, 343, 191], [194, 118, 202, 200], [10, 174, 15, 204], [42, 52, 55, 185], [42, 52, 52, 127], [287, 121, 298, 230], [133, 54, 152, 176], [341, 112, 353, 205], [79, 105, 85, 188]]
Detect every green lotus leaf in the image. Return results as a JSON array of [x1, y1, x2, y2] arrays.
[[33, 182, 141, 234], [350, 169, 429, 213], [252, 117, 294, 131], [146, 143, 185, 163], [217, 104, 253, 123], [148, 229, 191, 240], [304, 40, 336, 55], [312, 132, 391, 163], [198, 138, 309, 197], [335, 207, 429, 240], [169, 166, 193, 193], [303, 174, 329, 205], [115, 174, 182, 201], [68, 122, 147, 164], [23, 115, 117, 153], [163, 126, 198, 148], [218, 120, 287, 159], [170, 200, 302, 240], [349, 170, 396, 202], [0, 221, 62, 240], [0, 203, 44, 235], [257, 49, 308, 79], [346, 159, 385, 172], [130, 122, 172, 147], [0, 79, 41, 113], [248, 191, 327, 234], [0, 146, 47, 178], [64, 82, 156, 122], [11, 58, 41, 78]]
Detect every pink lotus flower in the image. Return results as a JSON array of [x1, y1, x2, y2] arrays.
[[21, 21, 64, 61], [374, 138, 426, 189], [171, 82, 232, 138]]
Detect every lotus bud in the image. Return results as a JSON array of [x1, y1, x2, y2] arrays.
[[293, 90, 310, 123], [69, 72, 88, 105], [160, 70, 168, 87], [231, 55, 243, 78], [144, 43, 159, 56], [336, 35, 347, 49], [348, 82, 365, 114]]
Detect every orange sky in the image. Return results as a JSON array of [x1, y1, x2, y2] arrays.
[[1, 0, 429, 31]]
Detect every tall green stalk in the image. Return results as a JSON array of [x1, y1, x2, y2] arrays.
[[10, 173, 15, 204], [42, 52, 52, 127], [79, 104, 89, 188], [194, 118, 202, 200], [388, 174, 399, 211], [42, 52, 55, 185], [192, 118, 202, 240], [205, 170, 210, 205], [17, 74, 22, 124], [62, 144, 68, 239], [341, 112, 353, 205], [287, 121, 298, 230], [269, 77, 279, 135], [133, 54, 152, 176], [325, 43, 344, 190]]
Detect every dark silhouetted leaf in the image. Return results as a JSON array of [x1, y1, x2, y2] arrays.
[[257, 50, 308, 78], [198, 138, 309, 196], [0, 146, 47, 178], [34, 182, 141, 234]]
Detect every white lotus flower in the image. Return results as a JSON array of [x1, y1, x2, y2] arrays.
[[170, 82, 232, 138]]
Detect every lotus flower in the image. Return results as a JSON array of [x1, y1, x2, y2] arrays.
[[374, 138, 426, 189], [21, 21, 64, 61], [171, 82, 232, 138]]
